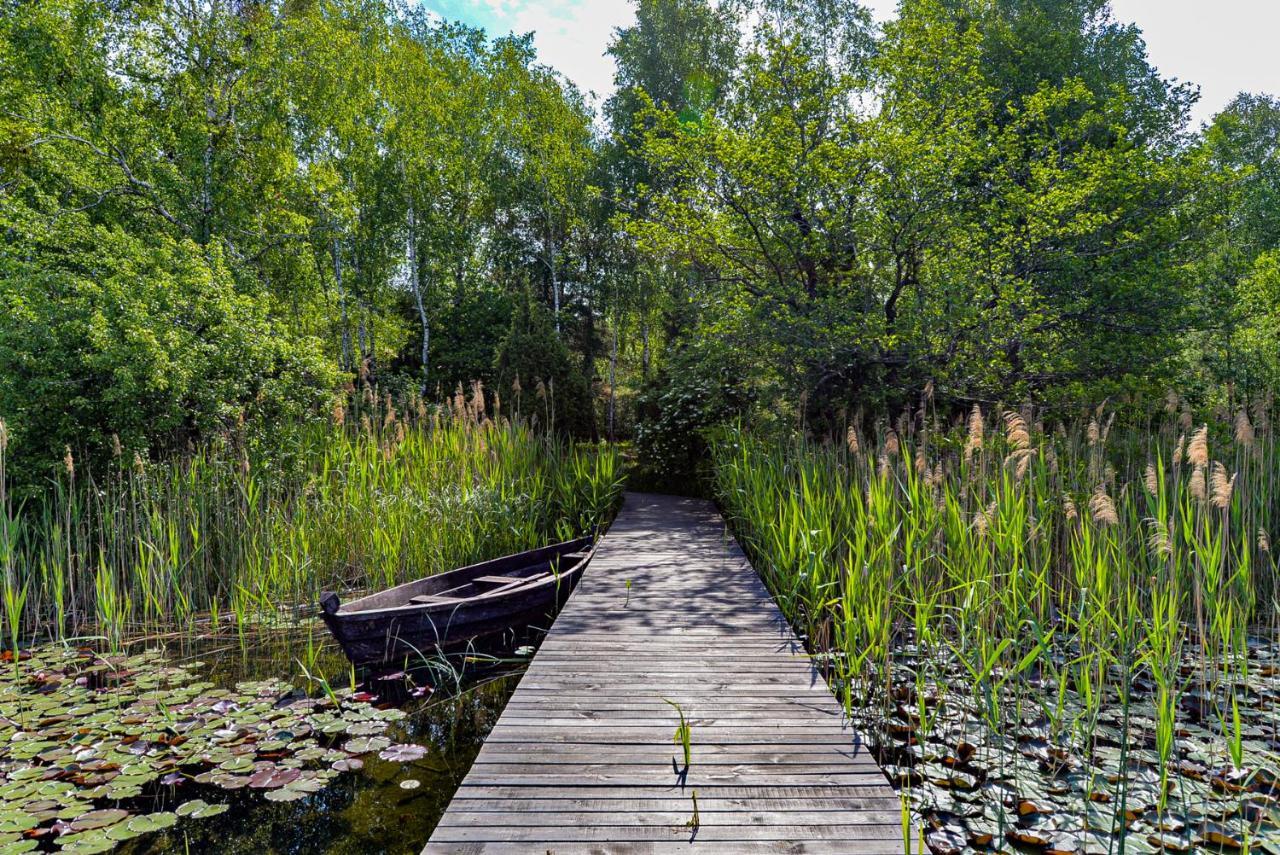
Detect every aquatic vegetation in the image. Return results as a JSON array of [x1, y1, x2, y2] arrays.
[[0, 386, 622, 646], [710, 398, 1280, 852], [0, 644, 410, 852], [877, 640, 1280, 853]]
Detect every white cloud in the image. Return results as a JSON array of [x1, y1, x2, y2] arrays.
[[464, 0, 636, 105]]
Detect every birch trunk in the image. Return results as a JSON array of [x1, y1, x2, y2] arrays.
[[407, 202, 430, 393]]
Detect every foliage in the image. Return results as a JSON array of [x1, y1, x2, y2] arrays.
[[631, 339, 769, 493], [0, 0, 609, 483], [0, 214, 335, 487], [710, 398, 1280, 847], [0, 390, 622, 643], [622, 0, 1219, 419], [494, 292, 596, 437], [411, 290, 514, 397]]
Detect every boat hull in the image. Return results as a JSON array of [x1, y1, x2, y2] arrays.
[[319, 539, 591, 668]]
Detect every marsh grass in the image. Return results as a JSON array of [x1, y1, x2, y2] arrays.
[[0, 385, 623, 649], [711, 395, 1280, 848]]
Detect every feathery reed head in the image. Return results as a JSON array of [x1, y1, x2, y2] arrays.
[[965, 405, 984, 461], [1235, 408, 1255, 448], [846, 425, 860, 455], [1188, 425, 1209, 468], [1189, 465, 1206, 502], [1003, 411, 1030, 451], [1089, 485, 1118, 526], [1209, 462, 1235, 510], [1146, 517, 1172, 559]]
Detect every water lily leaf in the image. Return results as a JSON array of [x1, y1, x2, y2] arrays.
[[343, 736, 390, 755], [399, 779, 421, 790], [262, 789, 306, 803], [247, 767, 300, 789], [0, 812, 37, 834], [69, 809, 129, 831], [218, 756, 254, 773], [379, 744, 427, 763], [0, 840, 38, 854], [191, 802, 229, 819], [125, 812, 177, 834], [57, 838, 115, 855], [344, 721, 387, 737]]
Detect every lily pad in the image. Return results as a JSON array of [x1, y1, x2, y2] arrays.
[[379, 743, 427, 763]]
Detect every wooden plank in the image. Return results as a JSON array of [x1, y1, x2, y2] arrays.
[[423, 492, 902, 853], [428, 825, 904, 842], [436, 811, 900, 828], [432, 842, 904, 854], [450, 785, 900, 800], [442, 798, 902, 812]]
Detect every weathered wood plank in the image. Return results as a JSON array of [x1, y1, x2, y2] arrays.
[[423, 492, 901, 853], [428, 824, 904, 842]]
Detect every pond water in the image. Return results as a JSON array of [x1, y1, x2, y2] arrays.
[[0, 625, 527, 855], [840, 635, 1280, 854], [121, 671, 519, 855]]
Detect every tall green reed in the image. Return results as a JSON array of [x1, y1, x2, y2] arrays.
[[710, 395, 1278, 803], [0, 384, 623, 647]]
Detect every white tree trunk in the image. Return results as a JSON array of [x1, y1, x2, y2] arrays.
[[407, 202, 430, 393], [608, 316, 618, 441]]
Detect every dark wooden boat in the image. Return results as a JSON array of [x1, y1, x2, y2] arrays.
[[318, 537, 593, 668]]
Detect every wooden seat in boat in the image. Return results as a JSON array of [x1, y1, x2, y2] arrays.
[[409, 594, 466, 605]]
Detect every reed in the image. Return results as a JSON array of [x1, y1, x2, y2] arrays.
[[0, 385, 623, 646], [710, 396, 1280, 844]]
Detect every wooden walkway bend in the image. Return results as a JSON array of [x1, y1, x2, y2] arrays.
[[424, 492, 904, 854]]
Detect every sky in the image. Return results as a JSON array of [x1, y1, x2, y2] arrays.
[[419, 0, 1280, 128]]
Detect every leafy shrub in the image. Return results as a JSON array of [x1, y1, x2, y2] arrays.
[[0, 219, 336, 487]]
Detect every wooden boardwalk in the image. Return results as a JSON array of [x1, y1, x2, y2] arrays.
[[424, 492, 903, 854]]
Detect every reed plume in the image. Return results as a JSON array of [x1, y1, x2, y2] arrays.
[[1235, 409, 1255, 447], [1147, 518, 1172, 559], [1089, 485, 1118, 526], [1190, 465, 1206, 502], [965, 405, 983, 460], [1210, 462, 1235, 510], [1188, 425, 1209, 468]]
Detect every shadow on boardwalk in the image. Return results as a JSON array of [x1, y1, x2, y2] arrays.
[[423, 492, 903, 854]]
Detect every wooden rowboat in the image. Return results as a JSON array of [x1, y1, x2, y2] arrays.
[[318, 537, 594, 668]]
